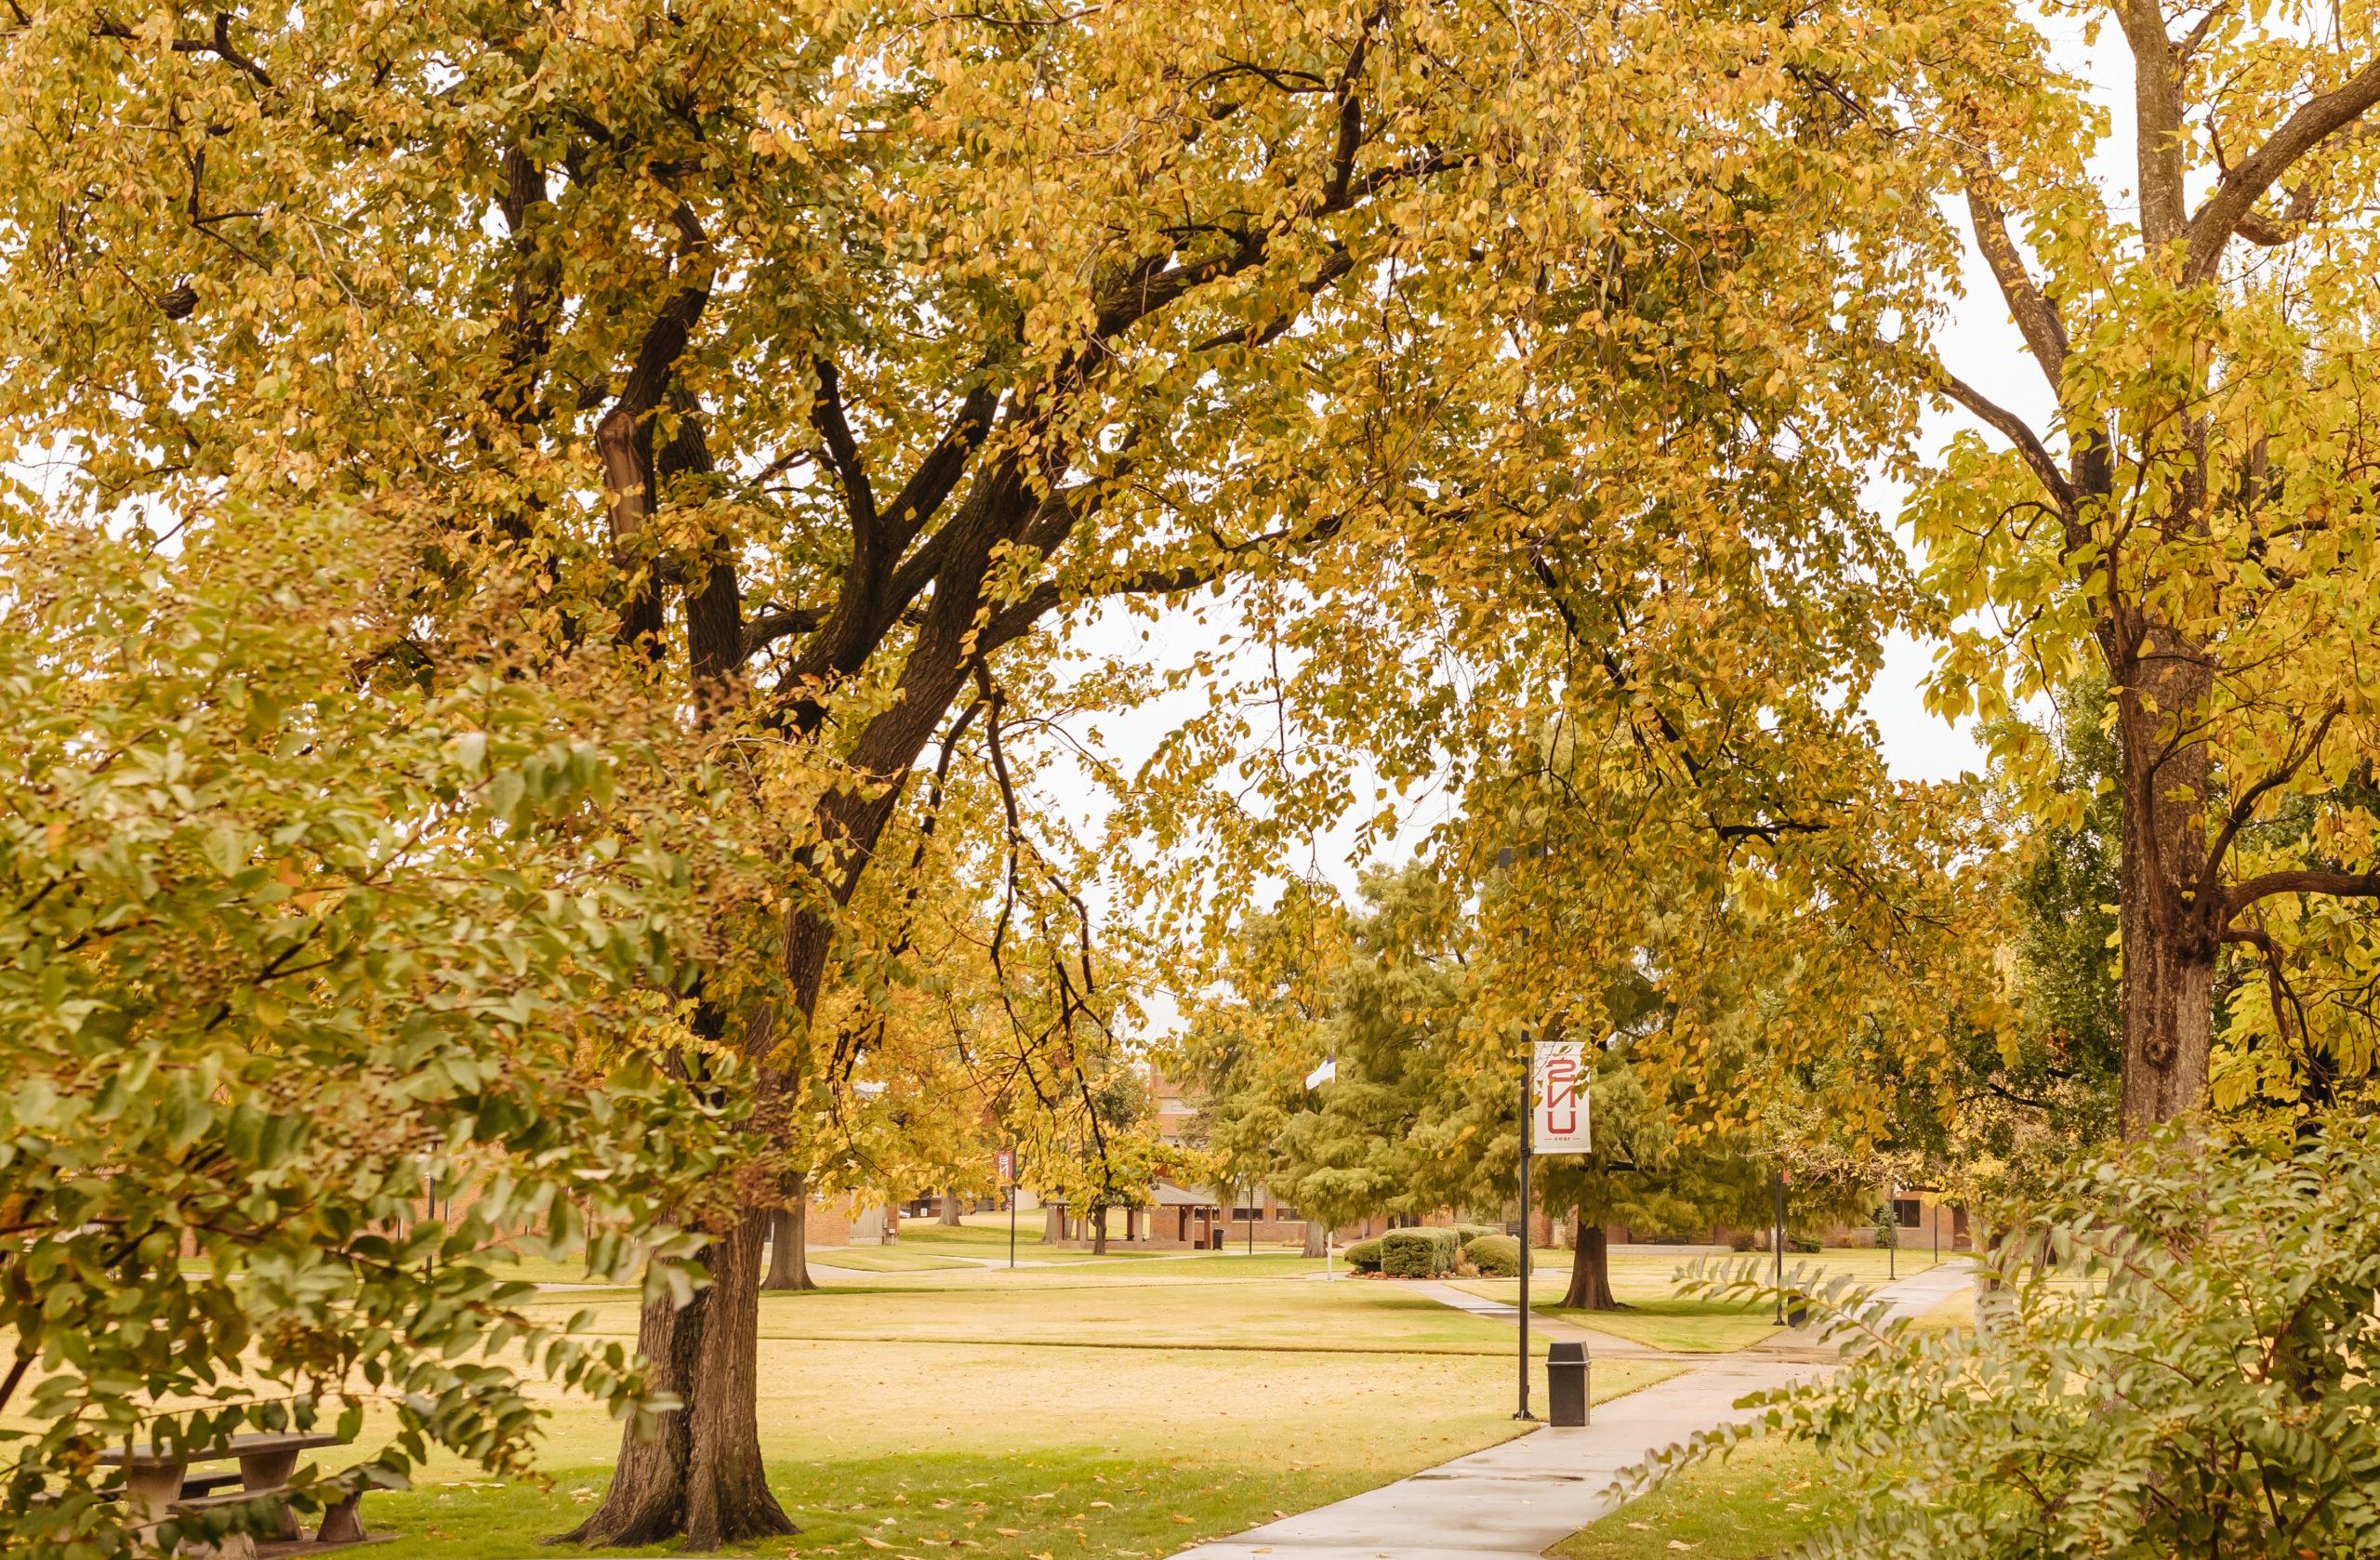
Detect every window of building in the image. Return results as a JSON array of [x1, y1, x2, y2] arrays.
[[1232, 1205, 1263, 1221], [1894, 1197, 1923, 1228], [1273, 1204, 1297, 1222]]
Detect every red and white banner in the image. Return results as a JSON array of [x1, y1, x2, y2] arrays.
[[1531, 1039, 1592, 1154], [996, 1147, 1017, 1183]]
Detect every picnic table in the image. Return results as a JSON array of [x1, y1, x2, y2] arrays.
[[99, 1432, 372, 1551]]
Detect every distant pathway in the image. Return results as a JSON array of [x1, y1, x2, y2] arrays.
[[1170, 1262, 1974, 1560]]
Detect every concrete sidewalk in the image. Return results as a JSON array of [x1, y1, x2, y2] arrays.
[[1172, 1263, 1973, 1560]]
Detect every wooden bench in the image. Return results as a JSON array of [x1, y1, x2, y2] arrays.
[[98, 1432, 373, 1553]]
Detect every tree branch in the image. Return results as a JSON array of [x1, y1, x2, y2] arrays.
[[1930, 364, 2082, 525], [1954, 149, 2068, 385], [2185, 56, 2380, 282], [2226, 870, 2380, 913]]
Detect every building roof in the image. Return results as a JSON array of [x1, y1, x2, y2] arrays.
[[1149, 1181, 1219, 1208]]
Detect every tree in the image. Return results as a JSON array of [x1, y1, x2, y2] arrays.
[[0, 508, 727, 1556], [1879, 0, 2380, 1133], [0, 0, 2019, 1537], [1174, 886, 1352, 1255], [1195, 866, 1783, 1308]]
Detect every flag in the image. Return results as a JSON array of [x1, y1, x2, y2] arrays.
[[1303, 1058, 1337, 1091], [1531, 1039, 1591, 1154]]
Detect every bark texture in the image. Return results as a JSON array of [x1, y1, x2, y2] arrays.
[[1560, 1222, 1623, 1311], [939, 1187, 962, 1226], [2111, 623, 2221, 1138], [1301, 1220, 1327, 1259]]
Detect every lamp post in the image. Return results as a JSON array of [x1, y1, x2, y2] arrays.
[[1516, 1056, 1535, 1421], [1772, 1167, 1786, 1325]]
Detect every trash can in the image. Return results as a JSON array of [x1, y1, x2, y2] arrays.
[[1210, 1229, 1225, 1250], [1546, 1341, 1590, 1426], [1784, 1293, 1810, 1329]]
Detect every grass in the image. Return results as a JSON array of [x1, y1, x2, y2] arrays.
[[808, 1246, 983, 1273], [340, 1261, 1681, 1560], [1552, 1435, 1844, 1559], [1457, 1247, 1968, 1353]]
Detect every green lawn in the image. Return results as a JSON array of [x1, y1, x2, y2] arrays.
[[808, 1246, 983, 1273], [342, 1262, 1680, 1560], [1458, 1247, 1968, 1353], [1554, 1435, 1844, 1559]]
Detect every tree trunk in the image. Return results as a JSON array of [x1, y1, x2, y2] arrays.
[[2113, 626, 2222, 1138], [1091, 1205, 1108, 1256], [558, 1210, 794, 1547], [553, 1269, 708, 1545], [1301, 1220, 1327, 1259], [760, 1180, 814, 1293], [939, 1185, 962, 1226], [1561, 1221, 1623, 1311]]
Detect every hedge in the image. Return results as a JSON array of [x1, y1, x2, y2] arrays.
[[1466, 1233, 1521, 1276], [1343, 1237, 1385, 1273], [1381, 1227, 1461, 1278], [1455, 1223, 1501, 1245]]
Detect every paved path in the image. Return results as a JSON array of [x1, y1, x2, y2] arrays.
[[1173, 1262, 1974, 1560]]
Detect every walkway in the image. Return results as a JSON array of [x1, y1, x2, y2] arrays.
[[1172, 1262, 1974, 1560]]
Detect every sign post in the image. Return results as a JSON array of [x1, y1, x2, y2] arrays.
[[1522, 1038, 1592, 1421], [997, 1148, 1018, 1269]]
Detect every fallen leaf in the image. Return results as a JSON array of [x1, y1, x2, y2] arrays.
[[1171, 1515, 1196, 1526], [862, 1538, 896, 1551], [995, 1529, 1022, 1539], [1086, 1501, 1112, 1510], [1667, 1543, 1699, 1552]]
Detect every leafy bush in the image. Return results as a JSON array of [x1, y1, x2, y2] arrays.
[[1343, 1237, 1385, 1273], [1729, 1229, 1763, 1252], [1786, 1232, 1822, 1253], [1467, 1233, 1521, 1276], [0, 513, 730, 1555], [1455, 1223, 1500, 1245], [1381, 1227, 1461, 1277], [1653, 1116, 2380, 1558]]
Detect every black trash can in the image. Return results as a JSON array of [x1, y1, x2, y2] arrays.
[[1546, 1341, 1590, 1426], [1784, 1293, 1810, 1329]]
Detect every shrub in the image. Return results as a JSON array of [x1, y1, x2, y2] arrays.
[[1343, 1237, 1385, 1274], [1381, 1227, 1461, 1278], [1654, 1115, 2380, 1558], [1467, 1233, 1521, 1276], [1455, 1223, 1500, 1245], [1786, 1232, 1822, 1253], [1729, 1230, 1763, 1252]]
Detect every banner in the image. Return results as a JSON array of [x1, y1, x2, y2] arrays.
[[996, 1147, 1016, 1183], [1531, 1039, 1591, 1154]]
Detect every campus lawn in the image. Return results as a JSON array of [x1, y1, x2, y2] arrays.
[[808, 1245, 984, 1273], [356, 1267, 1678, 1560], [1459, 1247, 1966, 1353], [1551, 1435, 1844, 1559]]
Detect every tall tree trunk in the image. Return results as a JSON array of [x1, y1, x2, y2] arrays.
[[1301, 1220, 1327, 1259], [1561, 1220, 1622, 1311], [939, 1185, 962, 1226], [1091, 1204, 1108, 1256], [2113, 624, 2221, 1138], [553, 1273, 709, 1544], [760, 1176, 814, 1293], [680, 1209, 789, 1547], [562, 1209, 794, 1548]]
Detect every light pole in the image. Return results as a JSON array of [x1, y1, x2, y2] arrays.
[[1772, 1167, 1786, 1325], [1516, 1054, 1535, 1421]]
